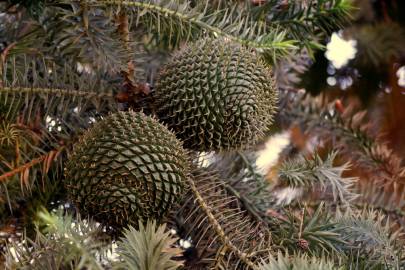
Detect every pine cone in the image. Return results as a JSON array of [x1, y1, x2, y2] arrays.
[[154, 38, 277, 151], [65, 111, 190, 230], [296, 238, 309, 250]]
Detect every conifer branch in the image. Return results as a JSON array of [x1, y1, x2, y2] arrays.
[[0, 148, 64, 183], [173, 167, 272, 269], [335, 208, 404, 268], [252, 0, 353, 54], [186, 175, 259, 270], [207, 151, 272, 221], [258, 251, 336, 270], [277, 151, 358, 204], [0, 154, 46, 183], [114, 220, 184, 270], [1, 87, 114, 99], [4, 209, 108, 269], [279, 93, 405, 186], [270, 202, 347, 254], [95, 0, 298, 61]]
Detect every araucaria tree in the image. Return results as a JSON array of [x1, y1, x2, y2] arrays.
[[1, 0, 404, 269]]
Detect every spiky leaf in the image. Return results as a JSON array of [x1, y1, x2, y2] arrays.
[[258, 252, 338, 270], [4, 210, 107, 270], [113, 220, 183, 270]]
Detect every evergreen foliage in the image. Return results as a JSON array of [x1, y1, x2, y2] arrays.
[[4, 210, 108, 270], [0, 0, 404, 269], [277, 151, 357, 204], [258, 252, 337, 270], [114, 220, 183, 270]]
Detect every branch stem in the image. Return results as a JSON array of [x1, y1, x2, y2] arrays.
[[0, 154, 46, 183], [186, 176, 259, 270], [95, 0, 292, 50], [0, 148, 64, 183], [0, 87, 114, 99]]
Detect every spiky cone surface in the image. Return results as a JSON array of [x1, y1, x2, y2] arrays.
[[154, 38, 277, 151], [64, 111, 189, 230]]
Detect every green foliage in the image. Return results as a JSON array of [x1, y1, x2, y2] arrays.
[[5, 1, 132, 73], [41, 1, 132, 73], [0, 56, 116, 213], [277, 151, 358, 204], [4, 1, 401, 270], [207, 150, 273, 222], [258, 252, 338, 270], [96, 0, 298, 63], [4, 209, 107, 270], [279, 93, 405, 184], [251, 0, 353, 55], [113, 220, 183, 270], [175, 168, 272, 269], [65, 111, 189, 230], [271, 203, 346, 255], [8, 0, 45, 18], [155, 38, 277, 151], [336, 208, 404, 269], [4, 211, 184, 270], [0, 55, 117, 149]]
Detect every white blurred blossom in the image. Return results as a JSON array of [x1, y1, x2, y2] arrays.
[[256, 132, 290, 175], [396, 66, 405, 87], [325, 32, 357, 69]]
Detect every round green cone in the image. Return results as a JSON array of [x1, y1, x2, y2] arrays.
[[65, 111, 189, 229], [154, 38, 277, 151]]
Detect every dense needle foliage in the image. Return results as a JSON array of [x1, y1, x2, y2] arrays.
[[1, 0, 405, 269]]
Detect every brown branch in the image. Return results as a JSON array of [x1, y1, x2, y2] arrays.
[[0, 42, 17, 88], [0, 148, 63, 183], [116, 11, 136, 90], [186, 176, 259, 270], [0, 87, 114, 99], [116, 10, 130, 49], [0, 155, 46, 182], [115, 10, 150, 97]]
